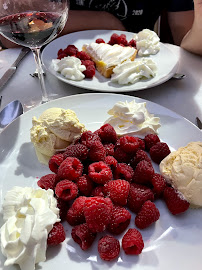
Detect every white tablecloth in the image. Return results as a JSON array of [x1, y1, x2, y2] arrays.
[[0, 44, 202, 125]]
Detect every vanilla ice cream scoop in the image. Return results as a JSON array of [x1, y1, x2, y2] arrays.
[[160, 141, 202, 208], [30, 107, 86, 164]]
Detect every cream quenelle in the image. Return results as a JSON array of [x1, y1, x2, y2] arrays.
[[133, 29, 160, 56], [104, 100, 161, 137], [0, 187, 60, 270], [111, 58, 157, 85], [160, 141, 202, 208], [30, 107, 86, 164], [52, 56, 86, 81]]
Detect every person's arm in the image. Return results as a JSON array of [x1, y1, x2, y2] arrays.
[[180, 0, 202, 55], [167, 10, 194, 46], [60, 10, 126, 35]]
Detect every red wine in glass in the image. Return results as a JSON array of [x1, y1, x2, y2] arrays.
[[0, 11, 66, 48]]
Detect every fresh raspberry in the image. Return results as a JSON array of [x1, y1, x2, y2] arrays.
[[95, 38, 105, 44], [114, 145, 131, 163], [57, 198, 69, 222], [77, 51, 91, 60], [108, 33, 119, 45], [144, 134, 160, 150], [128, 39, 136, 47], [49, 153, 65, 174], [57, 53, 67, 59], [83, 64, 96, 78], [104, 179, 130, 206], [135, 200, 160, 229], [47, 222, 66, 246], [133, 160, 154, 185], [122, 228, 144, 255], [90, 186, 105, 197], [63, 144, 88, 161], [37, 173, 59, 190], [88, 161, 112, 184], [163, 186, 190, 215], [88, 141, 106, 161], [127, 183, 154, 213], [98, 235, 120, 261], [64, 44, 78, 56], [137, 138, 145, 150], [66, 196, 87, 226], [103, 143, 115, 156], [97, 124, 118, 144], [76, 174, 93, 196], [57, 157, 83, 181], [55, 180, 78, 201], [81, 59, 95, 67], [107, 205, 131, 235], [80, 131, 101, 148], [117, 34, 128, 46], [113, 163, 134, 183], [83, 196, 113, 232], [104, 156, 118, 171], [151, 173, 167, 197], [130, 149, 152, 169], [71, 223, 97, 250], [119, 135, 139, 154], [149, 142, 171, 164], [57, 48, 64, 56]]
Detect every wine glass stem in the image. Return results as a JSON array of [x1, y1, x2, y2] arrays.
[[31, 48, 49, 104]]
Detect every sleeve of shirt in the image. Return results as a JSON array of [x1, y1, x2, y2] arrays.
[[167, 0, 194, 12]]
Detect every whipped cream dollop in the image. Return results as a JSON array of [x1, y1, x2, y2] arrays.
[[104, 100, 161, 137], [0, 187, 60, 270], [111, 58, 157, 85], [133, 29, 160, 56], [30, 107, 86, 164], [82, 42, 136, 68], [160, 142, 202, 208], [52, 56, 86, 81]]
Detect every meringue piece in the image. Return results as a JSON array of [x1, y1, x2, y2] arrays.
[[160, 141, 202, 208]]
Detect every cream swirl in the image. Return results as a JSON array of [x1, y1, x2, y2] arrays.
[[104, 100, 161, 137], [111, 58, 157, 85], [52, 56, 86, 81], [0, 187, 60, 270], [133, 29, 160, 56]]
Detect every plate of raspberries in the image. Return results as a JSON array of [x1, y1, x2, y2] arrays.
[[0, 93, 202, 270], [42, 30, 179, 92]]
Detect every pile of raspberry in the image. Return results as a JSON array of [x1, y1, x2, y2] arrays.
[[39, 124, 190, 261], [56, 33, 136, 79]]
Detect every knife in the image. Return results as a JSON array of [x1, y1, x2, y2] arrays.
[[196, 117, 202, 130], [0, 47, 30, 91]]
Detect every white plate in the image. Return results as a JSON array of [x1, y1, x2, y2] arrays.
[[42, 30, 179, 92], [0, 93, 201, 270]]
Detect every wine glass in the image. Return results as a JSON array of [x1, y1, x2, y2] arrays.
[[0, 0, 69, 104]]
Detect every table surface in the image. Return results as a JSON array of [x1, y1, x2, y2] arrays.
[[0, 43, 202, 126]]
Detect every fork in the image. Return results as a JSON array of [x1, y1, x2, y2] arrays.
[[30, 68, 46, 78]]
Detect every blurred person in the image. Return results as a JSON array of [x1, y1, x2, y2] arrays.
[[0, 0, 202, 55]]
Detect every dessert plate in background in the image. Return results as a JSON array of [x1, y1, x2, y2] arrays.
[[42, 30, 179, 92], [0, 93, 201, 270]]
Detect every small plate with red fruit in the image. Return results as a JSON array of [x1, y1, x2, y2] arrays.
[[42, 30, 179, 92], [0, 93, 202, 270]]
